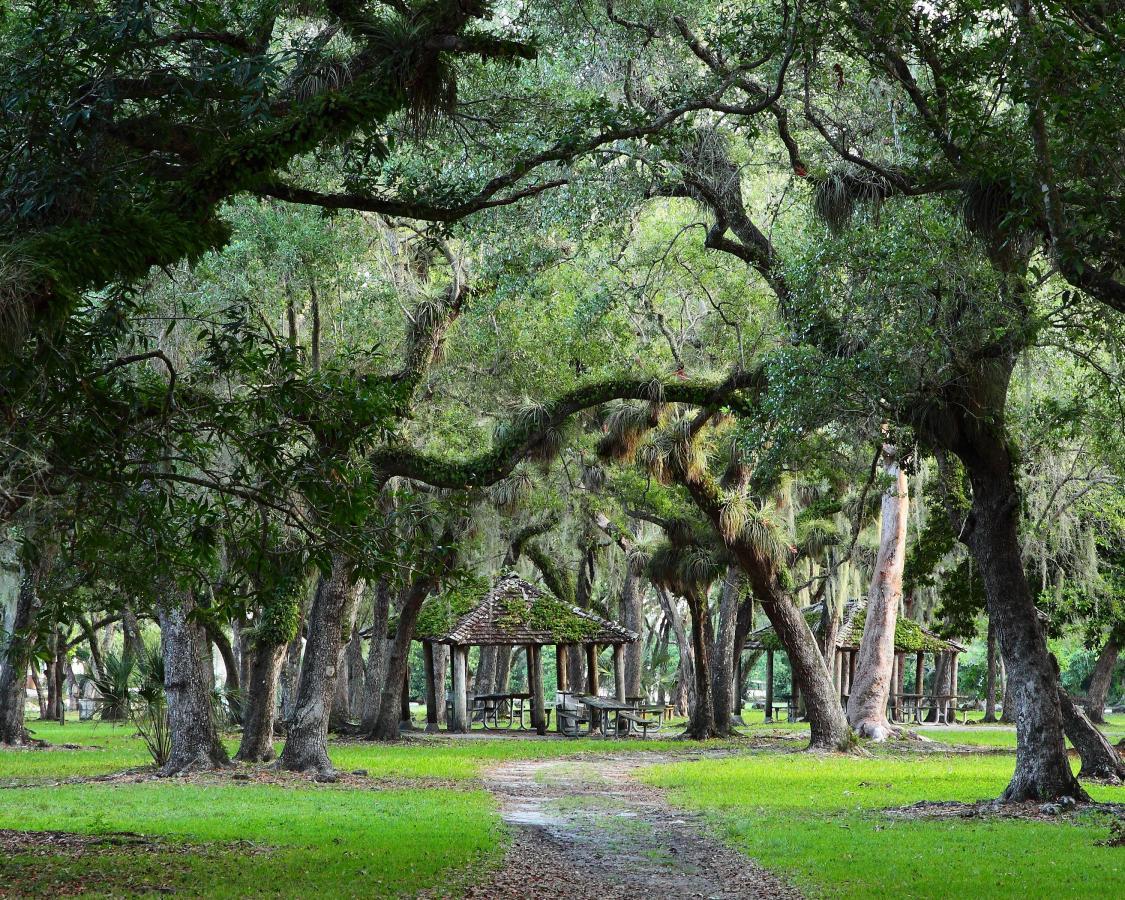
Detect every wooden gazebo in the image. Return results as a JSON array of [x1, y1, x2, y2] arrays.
[[414, 573, 637, 735], [745, 601, 967, 721]]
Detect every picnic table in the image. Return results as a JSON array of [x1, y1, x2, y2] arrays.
[[888, 693, 972, 724], [472, 692, 536, 731], [576, 695, 635, 739]]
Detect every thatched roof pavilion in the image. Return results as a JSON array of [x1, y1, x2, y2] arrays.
[[745, 601, 966, 723], [413, 574, 637, 734]]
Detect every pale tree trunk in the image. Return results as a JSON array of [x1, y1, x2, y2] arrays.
[[1085, 637, 1120, 725], [657, 589, 693, 717], [279, 556, 360, 775], [711, 567, 743, 730], [157, 592, 230, 775], [847, 446, 909, 741]]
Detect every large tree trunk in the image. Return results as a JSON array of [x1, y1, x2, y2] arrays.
[[0, 560, 46, 745], [622, 567, 644, 697], [493, 645, 511, 696], [847, 446, 908, 741], [711, 568, 743, 730], [345, 628, 364, 714], [208, 625, 239, 699], [360, 580, 393, 732], [156, 592, 230, 776], [369, 578, 436, 741], [121, 605, 146, 661], [279, 556, 359, 775], [962, 444, 1085, 801], [328, 635, 352, 732], [1085, 637, 1120, 725], [682, 477, 851, 751], [476, 646, 497, 697], [657, 588, 693, 716], [234, 642, 286, 762], [982, 616, 999, 723], [684, 587, 721, 739], [1057, 679, 1125, 782], [2, 549, 57, 740]]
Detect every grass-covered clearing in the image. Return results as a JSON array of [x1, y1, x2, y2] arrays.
[[642, 751, 1125, 898], [4, 719, 1125, 896]]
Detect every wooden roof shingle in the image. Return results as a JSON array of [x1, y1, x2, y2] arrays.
[[418, 573, 637, 646]]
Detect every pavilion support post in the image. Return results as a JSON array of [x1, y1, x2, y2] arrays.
[[764, 650, 774, 722], [848, 650, 857, 689], [528, 644, 546, 736], [613, 644, 626, 701], [556, 645, 568, 693], [586, 643, 600, 731], [423, 642, 438, 734], [915, 652, 924, 695], [950, 652, 959, 721], [451, 644, 469, 733], [889, 654, 900, 722]]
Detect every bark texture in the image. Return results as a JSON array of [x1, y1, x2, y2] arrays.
[[235, 641, 286, 762], [847, 447, 908, 741], [369, 577, 435, 740], [279, 556, 359, 774], [711, 567, 743, 729], [0, 561, 46, 745], [1085, 637, 1120, 725], [1058, 684, 1125, 781], [683, 587, 721, 739], [156, 593, 231, 775], [923, 370, 1085, 801], [983, 616, 999, 723]]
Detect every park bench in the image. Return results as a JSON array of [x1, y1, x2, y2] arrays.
[[618, 706, 663, 738], [556, 704, 590, 737]]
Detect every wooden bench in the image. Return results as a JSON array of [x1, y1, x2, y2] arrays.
[[621, 706, 661, 733], [556, 705, 589, 737]]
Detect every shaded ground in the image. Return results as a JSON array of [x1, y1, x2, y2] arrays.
[[469, 752, 802, 899]]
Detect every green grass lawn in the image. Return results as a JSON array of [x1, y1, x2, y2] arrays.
[[0, 782, 500, 897], [5, 715, 1125, 896], [642, 751, 1125, 898]]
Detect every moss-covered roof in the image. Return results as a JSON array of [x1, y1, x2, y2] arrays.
[[415, 573, 637, 646], [745, 601, 964, 654]]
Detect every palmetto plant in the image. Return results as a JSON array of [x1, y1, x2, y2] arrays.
[[79, 651, 135, 722], [131, 645, 170, 768]]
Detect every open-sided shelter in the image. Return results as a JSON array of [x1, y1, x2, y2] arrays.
[[413, 573, 637, 734]]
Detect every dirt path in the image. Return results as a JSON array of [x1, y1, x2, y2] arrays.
[[466, 753, 801, 899]]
